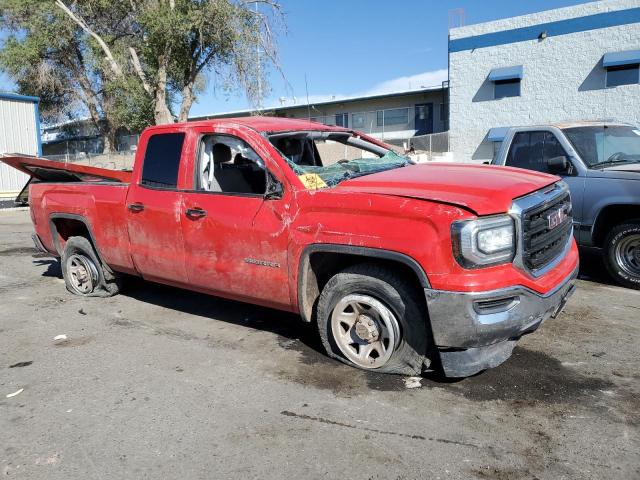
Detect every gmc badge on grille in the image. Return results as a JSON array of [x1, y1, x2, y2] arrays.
[[547, 207, 567, 229]]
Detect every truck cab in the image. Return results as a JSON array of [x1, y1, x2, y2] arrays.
[[492, 122, 640, 289]]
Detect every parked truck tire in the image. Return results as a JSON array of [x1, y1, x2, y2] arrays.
[[603, 222, 640, 290], [316, 263, 430, 375], [61, 236, 122, 297]]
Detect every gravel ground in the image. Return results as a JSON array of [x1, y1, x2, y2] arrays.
[[1, 209, 639, 480]]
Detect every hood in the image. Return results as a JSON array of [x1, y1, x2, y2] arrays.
[[337, 163, 558, 215], [588, 163, 640, 180]]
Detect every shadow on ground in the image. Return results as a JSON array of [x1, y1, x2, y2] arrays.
[[30, 254, 617, 403], [577, 248, 617, 287]]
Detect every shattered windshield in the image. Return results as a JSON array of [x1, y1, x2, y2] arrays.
[[268, 131, 411, 189], [563, 125, 640, 168]]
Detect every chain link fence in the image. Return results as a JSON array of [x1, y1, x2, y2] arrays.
[[410, 131, 449, 154]]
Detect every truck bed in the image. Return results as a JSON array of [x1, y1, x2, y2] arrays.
[[0, 154, 131, 183], [0, 154, 136, 274]]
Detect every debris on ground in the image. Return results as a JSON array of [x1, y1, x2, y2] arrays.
[[404, 377, 422, 389], [9, 361, 32, 368], [6, 388, 24, 398]]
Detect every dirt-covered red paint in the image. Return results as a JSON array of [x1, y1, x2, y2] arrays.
[[3, 117, 578, 312]]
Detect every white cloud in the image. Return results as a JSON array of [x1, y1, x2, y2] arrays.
[[359, 69, 448, 96]]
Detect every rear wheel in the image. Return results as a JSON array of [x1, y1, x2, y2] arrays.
[[61, 236, 122, 297], [604, 222, 640, 290], [316, 263, 429, 375]]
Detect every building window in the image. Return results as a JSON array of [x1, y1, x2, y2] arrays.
[[376, 108, 409, 127], [352, 112, 365, 129], [335, 113, 348, 127], [606, 64, 639, 87], [494, 79, 521, 99]]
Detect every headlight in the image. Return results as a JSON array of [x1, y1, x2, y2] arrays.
[[452, 215, 515, 268]]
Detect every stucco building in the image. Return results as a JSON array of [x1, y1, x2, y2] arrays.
[[448, 0, 640, 162]]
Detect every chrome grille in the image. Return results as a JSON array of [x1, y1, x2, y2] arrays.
[[522, 192, 572, 270]]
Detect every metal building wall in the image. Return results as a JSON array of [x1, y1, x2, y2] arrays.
[[0, 95, 39, 198]]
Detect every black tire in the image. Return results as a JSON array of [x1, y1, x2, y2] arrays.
[[603, 222, 640, 290], [316, 263, 430, 375], [61, 236, 122, 297]]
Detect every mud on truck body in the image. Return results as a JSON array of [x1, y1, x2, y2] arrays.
[[1, 117, 578, 377]]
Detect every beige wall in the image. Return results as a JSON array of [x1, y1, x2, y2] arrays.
[[281, 90, 447, 141]]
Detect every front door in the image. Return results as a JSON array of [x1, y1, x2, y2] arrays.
[[414, 103, 433, 135], [180, 132, 291, 309], [126, 131, 189, 285]]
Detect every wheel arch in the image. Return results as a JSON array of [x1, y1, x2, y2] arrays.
[[591, 203, 640, 248], [297, 244, 430, 323], [49, 213, 106, 266]]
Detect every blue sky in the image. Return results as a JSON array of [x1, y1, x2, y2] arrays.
[[1, 0, 589, 118]]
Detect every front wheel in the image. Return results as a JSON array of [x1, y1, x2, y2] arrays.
[[61, 236, 122, 297], [316, 263, 430, 375], [604, 222, 640, 290]]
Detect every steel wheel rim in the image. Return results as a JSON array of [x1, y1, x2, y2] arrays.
[[615, 234, 640, 277], [66, 254, 98, 294], [330, 294, 401, 369]]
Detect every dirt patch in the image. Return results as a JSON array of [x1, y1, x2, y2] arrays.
[[275, 336, 408, 393], [432, 347, 615, 404]]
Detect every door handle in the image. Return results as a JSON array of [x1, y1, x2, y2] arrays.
[[185, 208, 207, 219], [127, 203, 145, 212]]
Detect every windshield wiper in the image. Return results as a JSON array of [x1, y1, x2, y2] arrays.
[[594, 158, 639, 169]]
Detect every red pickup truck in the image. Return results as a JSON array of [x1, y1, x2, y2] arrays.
[[2, 117, 578, 377]]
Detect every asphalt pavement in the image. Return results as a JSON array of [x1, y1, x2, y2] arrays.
[[1, 209, 638, 479]]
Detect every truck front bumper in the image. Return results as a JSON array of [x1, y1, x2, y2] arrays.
[[424, 264, 578, 377]]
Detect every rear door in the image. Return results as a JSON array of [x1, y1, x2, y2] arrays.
[[180, 129, 291, 309], [126, 131, 189, 284]]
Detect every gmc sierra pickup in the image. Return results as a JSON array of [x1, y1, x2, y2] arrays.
[[1, 117, 579, 377], [491, 122, 640, 289]]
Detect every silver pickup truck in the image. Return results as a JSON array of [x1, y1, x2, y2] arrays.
[[491, 122, 640, 289]]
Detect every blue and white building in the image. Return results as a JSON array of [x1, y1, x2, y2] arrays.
[[448, 0, 640, 162]]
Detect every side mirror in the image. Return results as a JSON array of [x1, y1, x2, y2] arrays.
[[547, 155, 571, 174], [264, 175, 284, 200]]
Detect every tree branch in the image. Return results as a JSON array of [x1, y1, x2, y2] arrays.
[[54, 0, 123, 77], [129, 47, 152, 94]]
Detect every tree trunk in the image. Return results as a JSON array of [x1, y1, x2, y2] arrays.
[[178, 83, 195, 122], [153, 56, 174, 124], [102, 127, 116, 154]]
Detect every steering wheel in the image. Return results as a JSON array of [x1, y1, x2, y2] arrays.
[[606, 152, 627, 163]]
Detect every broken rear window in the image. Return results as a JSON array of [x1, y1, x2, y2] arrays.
[[268, 131, 411, 189]]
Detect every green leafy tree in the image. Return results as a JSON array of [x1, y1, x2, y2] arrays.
[[0, 0, 283, 152]]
